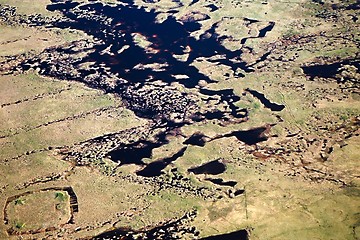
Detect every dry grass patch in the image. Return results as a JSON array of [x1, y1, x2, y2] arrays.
[[5, 190, 71, 234]]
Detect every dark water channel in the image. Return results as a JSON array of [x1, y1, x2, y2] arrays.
[[136, 147, 187, 177], [183, 132, 208, 146], [188, 159, 226, 175], [213, 126, 269, 145], [241, 21, 275, 44], [45, 0, 253, 89], [107, 129, 169, 165], [15, 0, 274, 130], [205, 178, 237, 187], [14, 1, 275, 172], [206, 4, 219, 12], [246, 88, 285, 111], [301, 59, 359, 82], [10, 0, 278, 125], [28, 1, 275, 182], [107, 140, 159, 165], [200, 229, 249, 240]]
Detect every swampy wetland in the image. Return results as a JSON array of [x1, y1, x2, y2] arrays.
[[0, 0, 359, 239]]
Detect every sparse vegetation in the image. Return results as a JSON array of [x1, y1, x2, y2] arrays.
[[340, 115, 349, 121], [14, 198, 25, 205], [14, 221, 25, 230], [55, 192, 67, 201], [283, 28, 300, 38], [253, 102, 261, 110]]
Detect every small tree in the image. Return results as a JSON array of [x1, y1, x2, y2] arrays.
[[55, 192, 67, 201], [15, 221, 25, 230], [14, 198, 25, 205]]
